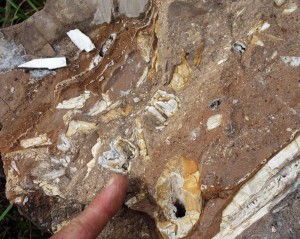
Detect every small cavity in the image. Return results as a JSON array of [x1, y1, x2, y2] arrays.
[[174, 200, 186, 218], [99, 33, 117, 57], [209, 99, 222, 110]]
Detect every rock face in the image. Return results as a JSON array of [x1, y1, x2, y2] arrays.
[[0, 0, 300, 238]]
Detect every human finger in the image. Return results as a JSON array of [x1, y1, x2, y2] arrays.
[[50, 174, 128, 239]]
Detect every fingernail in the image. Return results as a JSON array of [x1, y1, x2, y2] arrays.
[[106, 177, 115, 188]]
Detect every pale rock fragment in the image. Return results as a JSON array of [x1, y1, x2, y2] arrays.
[[213, 136, 300, 239], [67, 29, 95, 52], [191, 128, 201, 141], [91, 0, 113, 25], [84, 139, 103, 180], [52, 220, 70, 233], [57, 133, 72, 152], [14, 197, 22, 204], [41, 169, 66, 181], [248, 21, 270, 35], [207, 114, 223, 131], [98, 138, 138, 174], [66, 120, 97, 137], [147, 90, 180, 123], [282, 3, 298, 14], [10, 161, 20, 174], [33, 180, 65, 198], [274, 0, 286, 7], [137, 31, 152, 63], [88, 95, 112, 116], [56, 91, 91, 110], [0, 32, 26, 72], [118, 0, 149, 18], [51, 156, 71, 168], [155, 157, 202, 239], [18, 57, 67, 70], [20, 134, 52, 148], [280, 56, 300, 67], [170, 52, 192, 92], [251, 35, 265, 47], [135, 117, 149, 162], [62, 110, 82, 126], [136, 67, 149, 87], [125, 192, 146, 208]]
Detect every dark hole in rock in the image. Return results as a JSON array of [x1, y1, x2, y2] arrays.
[[209, 99, 221, 110], [174, 200, 186, 218], [0, 122, 2, 131], [122, 162, 129, 171]]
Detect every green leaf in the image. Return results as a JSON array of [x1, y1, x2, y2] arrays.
[[0, 204, 13, 221]]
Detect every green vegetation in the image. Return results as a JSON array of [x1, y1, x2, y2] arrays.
[[0, 0, 46, 27], [0, 204, 50, 239], [0, 158, 50, 238], [0, 1, 50, 237]]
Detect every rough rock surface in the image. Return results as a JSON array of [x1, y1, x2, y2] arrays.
[[0, 0, 299, 238]]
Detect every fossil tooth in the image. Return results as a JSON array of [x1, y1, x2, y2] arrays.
[[147, 90, 180, 123], [98, 138, 138, 174]]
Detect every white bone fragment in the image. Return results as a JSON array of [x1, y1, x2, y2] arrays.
[[18, 57, 67, 70], [88, 94, 112, 116], [20, 134, 52, 148], [67, 29, 95, 52], [56, 91, 91, 110], [207, 114, 223, 130], [281, 56, 300, 67], [66, 120, 97, 137]]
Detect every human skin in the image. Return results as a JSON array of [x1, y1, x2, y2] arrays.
[[50, 174, 128, 239]]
